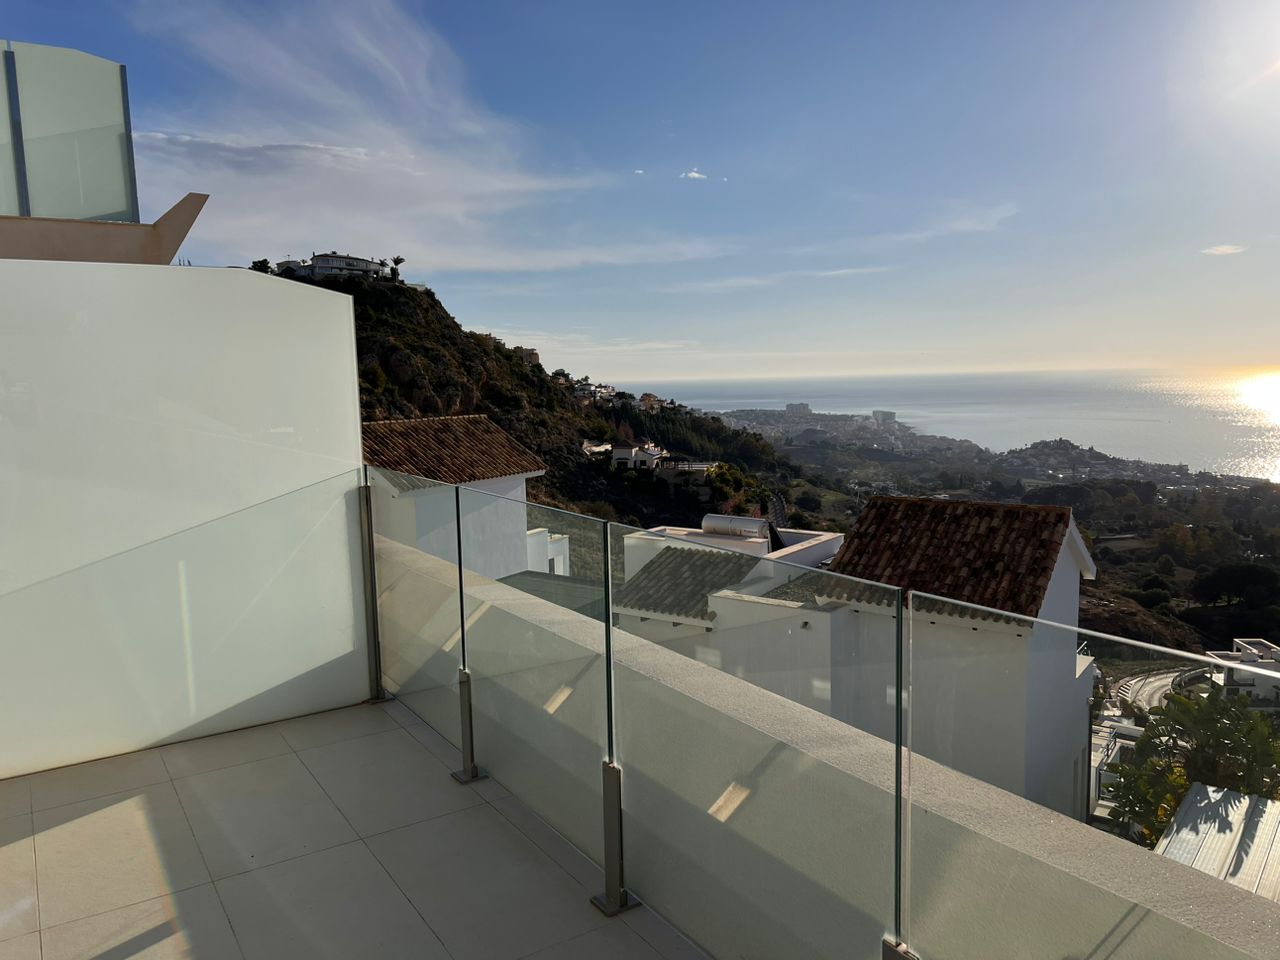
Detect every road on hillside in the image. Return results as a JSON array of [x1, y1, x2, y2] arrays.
[[1117, 669, 1182, 711]]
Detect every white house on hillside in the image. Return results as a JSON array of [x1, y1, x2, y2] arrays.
[[612, 442, 667, 470], [364, 415, 568, 580], [1208, 638, 1280, 705], [613, 497, 1097, 818]]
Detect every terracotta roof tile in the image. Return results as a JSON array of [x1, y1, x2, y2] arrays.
[[613, 546, 760, 622], [362, 415, 546, 485], [829, 496, 1073, 618]]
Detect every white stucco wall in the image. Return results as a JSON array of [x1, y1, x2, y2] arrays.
[[407, 476, 530, 581]]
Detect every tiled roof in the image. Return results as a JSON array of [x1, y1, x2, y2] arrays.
[[362, 416, 546, 485], [830, 496, 1072, 618], [500, 570, 607, 621], [761, 570, 895, 607], [613, 546, 760, 622]]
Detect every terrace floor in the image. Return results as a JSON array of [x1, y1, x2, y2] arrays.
[[0, 702, 707, 960]]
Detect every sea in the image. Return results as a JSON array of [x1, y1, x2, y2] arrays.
[[615, 370, 1280, 482]]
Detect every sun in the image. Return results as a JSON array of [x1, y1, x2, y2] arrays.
[[1234, 372, 1280, 426]]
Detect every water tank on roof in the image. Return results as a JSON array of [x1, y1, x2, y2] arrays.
[[701, 514, 770, 539]]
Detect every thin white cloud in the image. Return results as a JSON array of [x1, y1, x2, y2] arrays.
[[680, 168, 709, 180], [1200, 244, 1246, 256], [657, 265, 891, 294], [483, 326, 701, 371], [633, 169, 645, 175], [128, 0, 725, 272], [867, 202, 1018, 247]]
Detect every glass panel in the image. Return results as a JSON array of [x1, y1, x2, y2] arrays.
[[459, 486, 606, 863], [0, 56, 19, 216], [10, 41, 133, 221], [0, 470, 369, 780], [610, 520, 900, 959], [907, 593, 1278, 960], [369, 467, 462, 745]]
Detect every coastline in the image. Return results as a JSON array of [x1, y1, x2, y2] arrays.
[[616, 370, 1280, 483]]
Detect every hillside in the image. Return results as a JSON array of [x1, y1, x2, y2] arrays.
[[307, 275, 796, 526]]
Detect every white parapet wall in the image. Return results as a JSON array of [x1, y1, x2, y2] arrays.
[[0, 261, 370, 778]]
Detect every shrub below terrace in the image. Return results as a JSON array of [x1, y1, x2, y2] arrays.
[[1126, 588, 1172, 610]]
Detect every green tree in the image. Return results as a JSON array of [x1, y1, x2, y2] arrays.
[[1155, 524, 1195, 564], [1155, 554, 1177, 576], [1108, 690, 1280, 847], [390, 255, 405, 281], [250, 258, 272, 273]]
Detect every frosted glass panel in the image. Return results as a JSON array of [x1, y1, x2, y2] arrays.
[[0, 471, 369, 780], [10, 41, 133, 220], [0, 261, 363, 595]]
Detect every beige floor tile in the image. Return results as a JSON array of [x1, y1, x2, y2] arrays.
[[470, 777, 511, 803], [160, 726, 292, 780], [216, 841, 448, 960], [490, 796, 602, 893], [368, 805, 606, 960], [519, 923, 663, 959], [33, 783, 210, 927], [0, 815, 37, 942], [378, 699, 424, 729], [0, 779, 29, 820], [622, 906, 712, 960], [40, 884, 242, 960], [405, 720, 463, 769], [298, 729, 482, 837], [174, 754, 354, 880], [0, 932, 39, 960], [29, 750, 169, 811], [275, 705, 398, 752]]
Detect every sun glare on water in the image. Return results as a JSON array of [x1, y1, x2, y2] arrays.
[[1234, 372, 1280, 427]]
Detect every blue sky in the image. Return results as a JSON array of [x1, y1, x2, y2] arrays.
[[8, 1, 1279, 379]]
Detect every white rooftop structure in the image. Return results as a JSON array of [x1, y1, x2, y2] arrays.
[[645, 514, 844, 567], [1156, 782, 1280, 903]]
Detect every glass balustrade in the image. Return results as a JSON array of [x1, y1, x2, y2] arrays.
[[362, 470, 1278, 959], [456, 486, 608, 864], [607, 520, 902, 959], [368, 466, 466, 745], [906, 592, 1279, 960]]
